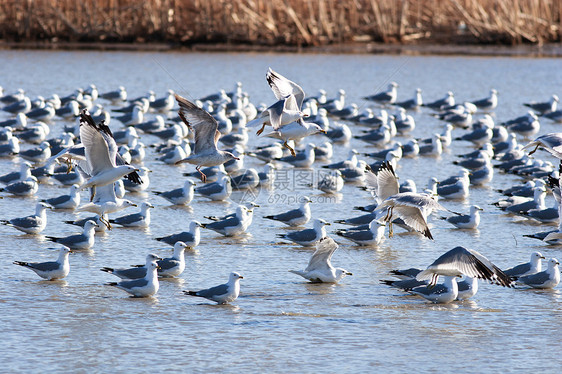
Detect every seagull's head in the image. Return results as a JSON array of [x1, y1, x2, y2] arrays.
[[336, 268, 353, 280], [230, 272, 244, 281], [224, 151, 240, 161], [147, 253, 163, 262], [532, 252, 545, 261]]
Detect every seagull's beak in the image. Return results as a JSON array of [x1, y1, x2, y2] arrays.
[[346, 272, 353, 276], [541, 256, 546, 259], [233, 157, 240, 160], [134, 168, 140, 172], [131, 203, 138, 207], [239, 276, 244, 279]]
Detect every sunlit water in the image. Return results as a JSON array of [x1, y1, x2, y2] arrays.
[[1, 50, 561, 372]]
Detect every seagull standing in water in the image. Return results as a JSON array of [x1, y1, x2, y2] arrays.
[[107, 262, 161, 297], [174, 94, 239, 182], [13, 246, 71, 280], [289, 237, 352, 283], [183, 272, 243, 305]]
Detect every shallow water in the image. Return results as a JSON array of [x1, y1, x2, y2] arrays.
[[1, 50, 561, 372]]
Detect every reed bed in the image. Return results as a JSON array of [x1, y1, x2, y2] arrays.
[[0, 0, 559, 46]]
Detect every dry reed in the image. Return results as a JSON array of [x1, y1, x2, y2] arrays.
[[0, 0, 559, 46]]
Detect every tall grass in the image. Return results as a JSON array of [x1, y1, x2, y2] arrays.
[[0, 0, 559, 46]]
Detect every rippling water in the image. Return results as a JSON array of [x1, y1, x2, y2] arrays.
[[1, 50, 561, 372]]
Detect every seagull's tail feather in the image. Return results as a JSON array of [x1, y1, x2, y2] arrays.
[[183, 290, 201, 297], [45, 236, 59, 242], [13, 261, 30, 268], [100, 267, 114, 274], [106, 282, 118, 287]]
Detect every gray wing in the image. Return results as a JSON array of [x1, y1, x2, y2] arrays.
[[115, 267, 147, 279], [446, 214, 470, 225], [194, 284, 229, 299], [416, 246, 511, 286], [158, 232, 194, 245], [207, 217, 240, 230], [113, 213, 143, 225], [411, 284, 449, 296], [305, 237, 337, 272], [438, 183, 463, 196], [10, 216, 41, 228], [286, 228, 316, 242], [195, 182, 223, 196], [118, 278, 149, 290], [267, 208, 303, 222], [44, 195, 70, 206], [158, 258, 180, 271], [339, 229, 375, 241], [389, 205, 432, 239], [503, 263, 530, 277], [175, 94, 219, 154], [519, 271, 550, 286], [26, 261, 60, 271], [266, 68, 305, 109], [56, 233, 86, 247], [160, 188, 184, 199]]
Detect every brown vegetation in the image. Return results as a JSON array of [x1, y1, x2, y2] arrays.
[[0, 0, 560, 47]]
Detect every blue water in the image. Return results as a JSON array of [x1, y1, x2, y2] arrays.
[[1, 50, 561, 372]]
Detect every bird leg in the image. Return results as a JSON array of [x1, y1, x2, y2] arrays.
[[65, 159, 73, 174], [196, 166, 207, 183], [99, 215, 112, 230], [256, 124, 266, 136], [283, 141, 296, 157], [89, 186, 96, 202], [384, 207, 394, 238], [527, 144, 540, 155]]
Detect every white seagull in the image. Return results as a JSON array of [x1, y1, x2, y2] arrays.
[[13, 246, 71, 280], [184, 272, 243, 305], [174, 94, 239, 182], [289, 236, 352, 283]]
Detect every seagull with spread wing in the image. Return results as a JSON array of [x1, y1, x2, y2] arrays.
[[174, 94, 239, 182], [289, 237, 352, 283], [247, 68, 306, 136]]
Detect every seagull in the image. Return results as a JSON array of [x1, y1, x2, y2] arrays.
[[1, 202, 51, 234], [19, 141, 51, 163], [409, 276, 459, 304], [41, 184, 81, 210], [277, 218, 330, 247], [515, 258, 560, 289], [265, 119, 325, 157], [45, 220, 98, 250], [75, 183, 137, 229], [0, 176, 38, 197], [395, 88, 423, 110], [424, 91, 454, 110], [524, 94, 559, 115], [183, 272, 243, 304], [440, 205, 482, 229], [277, 143, 316, 168], [247, 68, 307, 136], [289, 236, 352, 283], [153, 179, 196, 205], [363, 82, 398, 105], [155, 220, 203, 248], [470, 89, 498, 112], [335, 219, 386, 246], [101, 253, 163, 280], [108, 202, 154, 228], [504, 252, 545, 278], [153, 241, 189, 278], [13, 246, 71, 280], [366, 162, 456, 239], [174, 94, 239, 182], [100, 86, 127, 102], [107, 262, 160, 298], [194, 174, 232, 201], [415, 246, 513, 287], [264, 196, 312, 227], [77, 109, 140, 198], [201, 205, 254, 237]]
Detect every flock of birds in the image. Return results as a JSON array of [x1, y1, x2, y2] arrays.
[[1, 67, 561, 304]]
